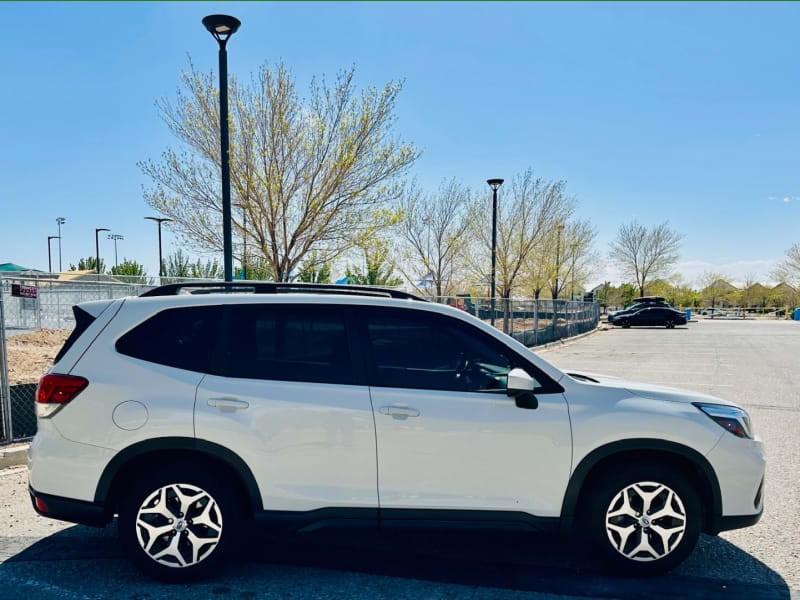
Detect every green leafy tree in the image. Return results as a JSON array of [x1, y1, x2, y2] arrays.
[[234, 257, 274, 281], [141, 60, 420, 281], [345, 241, 403, 286], [110, 259, 147, 282], [296, 252, 332, 283], [69, 257, 105, 273]]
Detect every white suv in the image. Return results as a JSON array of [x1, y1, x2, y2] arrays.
[[28, 283, 764, 581]]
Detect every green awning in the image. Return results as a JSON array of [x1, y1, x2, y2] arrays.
[[0, 263, 33, 272]]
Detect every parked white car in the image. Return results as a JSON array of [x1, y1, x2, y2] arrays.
[[28, 283, 764, 581]]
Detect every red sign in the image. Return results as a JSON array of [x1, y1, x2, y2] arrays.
[[11, 284, 37, 299]]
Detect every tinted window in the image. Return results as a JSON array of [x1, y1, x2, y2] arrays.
[[116, 305, 221, 372], [218, 304, 354, 385], [364, 308, 537, 392]]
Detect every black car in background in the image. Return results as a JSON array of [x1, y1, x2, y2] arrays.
[[607, 296, 669, 321], [611, 306, 688, 329]]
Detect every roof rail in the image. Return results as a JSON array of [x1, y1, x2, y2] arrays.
[[139, 281, 426, 301]]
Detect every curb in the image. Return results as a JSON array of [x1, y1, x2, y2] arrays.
[[0, 444, 29, 470], [534, 325, 605, 353]]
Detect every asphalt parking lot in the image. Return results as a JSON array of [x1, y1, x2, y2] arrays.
[[0, 318, 797, 599]]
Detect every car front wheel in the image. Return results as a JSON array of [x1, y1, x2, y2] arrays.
[[118, 462, 243, 582], [587, 465, 701, 575]]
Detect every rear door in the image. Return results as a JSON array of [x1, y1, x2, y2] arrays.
[[194, 303, 378, 513]]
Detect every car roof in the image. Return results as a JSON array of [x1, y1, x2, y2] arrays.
[[110, 291, 567, 384]]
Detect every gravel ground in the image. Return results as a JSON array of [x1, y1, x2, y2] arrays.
[[544, 318, 800, 592], [0, 319, 796, 598]]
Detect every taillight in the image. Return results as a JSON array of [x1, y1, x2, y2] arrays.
[[35, 373, 88, 418]]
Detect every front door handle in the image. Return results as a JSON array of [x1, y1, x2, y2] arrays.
[[208, 397, 249, 411], [379, 405, 420, 419]]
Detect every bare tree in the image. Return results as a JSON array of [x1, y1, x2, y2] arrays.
[[698, 271, 729, 317], [140, 60, 420, 281], [609, 221, 682, 297], [465, 168, 574, 331], [397, 179, 472, 297], [773, 243, 800, 288], [547, 219, 597, 300]]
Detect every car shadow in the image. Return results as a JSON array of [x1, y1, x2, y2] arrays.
[[1, 523, 791, 599]]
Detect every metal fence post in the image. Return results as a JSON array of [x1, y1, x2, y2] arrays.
[[0, 279, 12, 443]]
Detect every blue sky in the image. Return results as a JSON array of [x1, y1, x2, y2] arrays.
[[1, 1, 798, 286]]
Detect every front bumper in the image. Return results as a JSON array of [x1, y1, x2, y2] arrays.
[[705, 430, 765, 532], [29, 486, 108, 528]]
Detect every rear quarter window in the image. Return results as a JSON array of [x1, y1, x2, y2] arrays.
[[115, 305, 222, 373]]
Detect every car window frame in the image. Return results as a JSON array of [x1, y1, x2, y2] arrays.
[[348, 305, 563, 395]]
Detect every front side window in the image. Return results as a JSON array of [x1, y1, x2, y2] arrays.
[[217, 304, 354, 385], [363, 308, 537, 393], [116, 305, 222, 372]]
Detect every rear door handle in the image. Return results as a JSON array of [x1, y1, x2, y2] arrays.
[[379, 405, 420, 418], [208, 397, 249, 411]]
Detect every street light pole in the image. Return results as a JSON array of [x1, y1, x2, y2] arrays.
[[145, 217, 172, 278], [554, 223, 564, 300], [486, 179, 504, 327], [95, 228, 110, 275], [56, 217, 65, 272], [108, 234, 124, 267], [202, 14, 241, 283], [47, 236, 60, 274]]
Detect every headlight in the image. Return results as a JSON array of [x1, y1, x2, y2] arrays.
[[694, 403, 753, 439]]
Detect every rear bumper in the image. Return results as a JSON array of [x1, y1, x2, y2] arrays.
[[29, 486, 108, 528]]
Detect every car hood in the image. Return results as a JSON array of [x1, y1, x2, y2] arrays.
[[565, 370, 741, 409]]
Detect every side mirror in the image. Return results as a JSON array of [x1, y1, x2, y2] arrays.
[[507, 367, 538, 410], [507, 367, 535, 394]]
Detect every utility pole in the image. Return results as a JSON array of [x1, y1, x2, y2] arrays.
[[55, 217, 65, 272]]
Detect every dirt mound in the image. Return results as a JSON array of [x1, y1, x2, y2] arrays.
[[5, 329, 70, 385]]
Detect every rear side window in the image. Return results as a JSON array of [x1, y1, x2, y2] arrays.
[[116, 305, 222, 373], [54, 306, 96, 364], [217, 304, 354, 385]]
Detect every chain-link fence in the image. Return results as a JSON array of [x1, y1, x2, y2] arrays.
[[0, 275, 599, 445], [427, 296, 600, 346]]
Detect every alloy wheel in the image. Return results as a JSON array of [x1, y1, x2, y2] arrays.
[[135, 483, 223, 568], [605, 481, 687, 562]]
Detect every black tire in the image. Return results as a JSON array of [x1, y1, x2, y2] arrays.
[[586, 464, 701, 576], [118, 461, 244, 582], [665, 320, 674, 329], [621, 320, 631, 329]]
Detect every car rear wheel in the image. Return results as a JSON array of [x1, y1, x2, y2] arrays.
[[665, 320, 675, 329], [586, 464, 701, 575], [118, 462, 243, 582]]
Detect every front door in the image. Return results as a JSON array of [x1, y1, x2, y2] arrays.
[[195, 302, 378, 513], [357, 307, 572, 518]]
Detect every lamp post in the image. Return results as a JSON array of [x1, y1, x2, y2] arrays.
[[47, 236, 60, 274], [486, 178, 504, 327], [94, 228, 110, 275], [234, 202, 247, 280], [108, 234, 124, 267], [55, 217, 65, 272], [145, 217, 172, 278], [554, 223, 564, 300], [202, 14, 241, 283], [570, 242, 578, 301]]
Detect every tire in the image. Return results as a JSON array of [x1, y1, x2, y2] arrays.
[[621, 320, 631, 329], [665, 320, 674, 329], [118, 461, 244, 582], [586, 464, 701, 576]]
